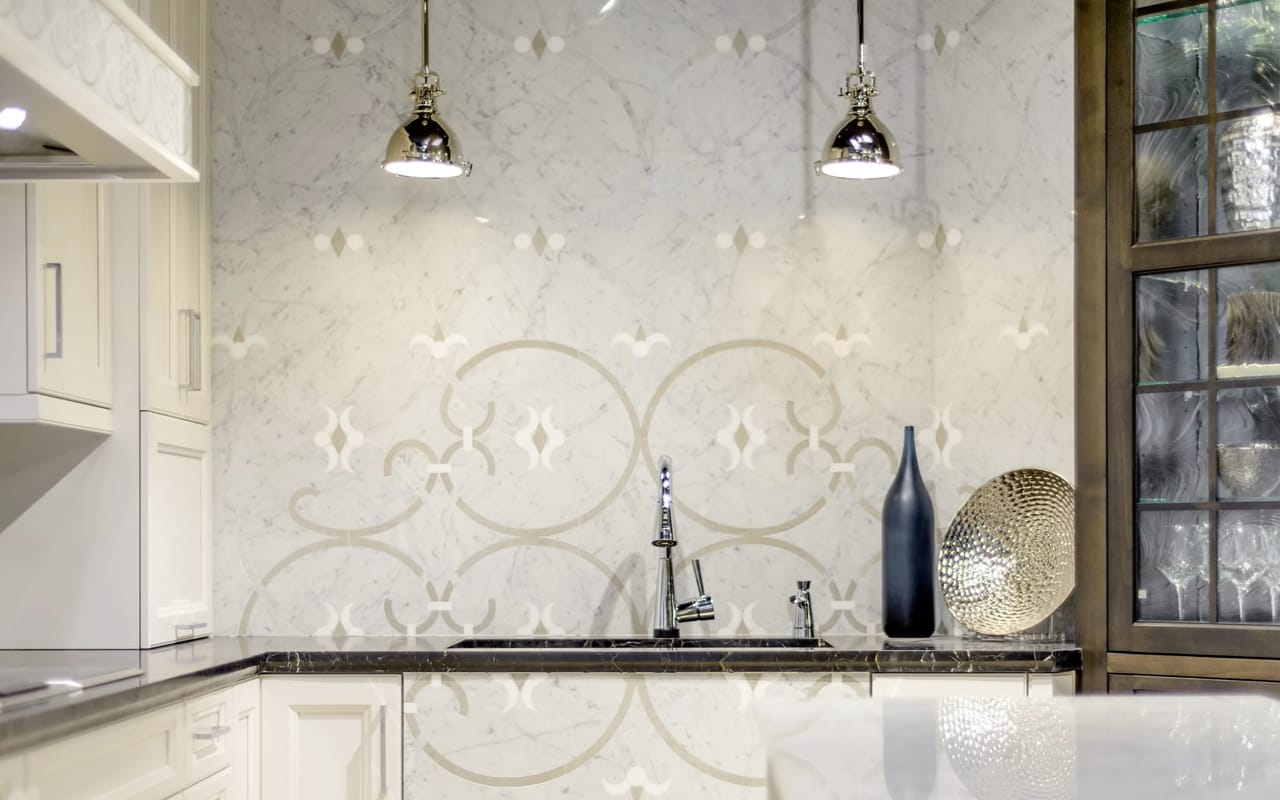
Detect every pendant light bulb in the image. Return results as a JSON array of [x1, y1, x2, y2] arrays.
[[383, 1, 471, 179], [816, 0, 900, 180]]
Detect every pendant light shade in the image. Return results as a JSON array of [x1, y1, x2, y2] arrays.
[[816, 0, 900, 180], [383, 0, 471, 178]]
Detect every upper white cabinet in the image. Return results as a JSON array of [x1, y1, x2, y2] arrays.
[[141, 412, 212, 648], [262, 676, 403, 800], [0, 183, 111, 432], [141, 0, 209, 423], [0, 0, 199, 181]]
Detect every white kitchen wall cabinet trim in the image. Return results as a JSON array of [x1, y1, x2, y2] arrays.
[[0, 183, 112, 433], [0, 0, 199, 181]]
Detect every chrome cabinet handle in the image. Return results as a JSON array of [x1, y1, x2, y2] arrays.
[[175, 621, 208, 639], [379, 704, 388, 795], [44, 262, 62, 359], [192, 725, 231, 741], [179, 309, 202, 391]]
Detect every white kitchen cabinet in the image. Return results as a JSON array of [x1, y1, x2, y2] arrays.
[[0, 183, 112, 432], [262, 675, 403, 800], [0, 754, 24, 800], [229, 679, 260, 800], [870, 673, 1076, 698], [140, 0, 210, 424], [141, 412, 212, 648], [185, 688, 233, 785], [181, 768, 232, 800], [26, 702, 187, 800]]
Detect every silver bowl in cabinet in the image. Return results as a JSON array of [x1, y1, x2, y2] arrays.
[[938, 469, 1075, 636], [1218, 442, 1280, 498]]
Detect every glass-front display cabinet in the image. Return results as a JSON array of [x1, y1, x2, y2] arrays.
[[1088, 0, 1280, 669]]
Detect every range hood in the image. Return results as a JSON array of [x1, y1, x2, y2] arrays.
[[0, 0, 198, 181]]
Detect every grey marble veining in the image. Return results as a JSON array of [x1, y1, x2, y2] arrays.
[[0, 635, 1079, 757]]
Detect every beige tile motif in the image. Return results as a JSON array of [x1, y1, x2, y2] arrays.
[[313, 227, 365, 256], [999, 317, 1051, 351], [514, 227, 566, 256], [312, 31, 364, 57], [714, 29, 766, 56], [514, 30, 565, 57], [211, 327, 267, 360], [715, 226, 767, 254]]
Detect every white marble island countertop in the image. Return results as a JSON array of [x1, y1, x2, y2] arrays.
[[756, 694, 1280, 798]]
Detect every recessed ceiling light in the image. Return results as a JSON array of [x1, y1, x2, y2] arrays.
[[0, 107, 27, 130]]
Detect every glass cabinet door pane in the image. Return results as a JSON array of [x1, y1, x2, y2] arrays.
[[1137, 510, 1210, 622], [1216, 0, 1280, 113], [1218, 387, 1280, 499], [1218, 510, 1280, 623], [1137, 391, 1209, 501], [1217, 262, 1280, 377], [1136, 7, 1209, 124], [1136, 126, 1209, 242], [1136, 271, 1210, 384], [1217, 114, 1280, 233]]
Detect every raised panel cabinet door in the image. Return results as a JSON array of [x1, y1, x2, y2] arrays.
[[261, 675, 403, 800], [141, 412, 212, 648], [870, 674, 1031, 698], [29, 183, 112, 407], [143, 182, 209, 423], [229, 680, 260, 800], [26, 703, 186, 800]]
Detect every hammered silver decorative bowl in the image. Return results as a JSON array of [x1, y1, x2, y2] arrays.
[[1218, 442, 1280, 498], [938, 469, 1075, 636]]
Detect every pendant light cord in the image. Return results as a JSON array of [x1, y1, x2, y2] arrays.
[[421, 0, 431, 74], [856, 0, 866, 71]]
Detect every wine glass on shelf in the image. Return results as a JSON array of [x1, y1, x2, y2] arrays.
[[1155, 521, 1209, 621], [1258, 521, 1280, 622], [1220, 521, 1266, 622]]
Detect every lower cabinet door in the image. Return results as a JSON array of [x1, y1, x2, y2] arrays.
[[229, 680, 260, 800], [261, 675, 402, 800], [141, 412, 212, 648], [26, 703, 186, 800], [0, 754, 25, 800]]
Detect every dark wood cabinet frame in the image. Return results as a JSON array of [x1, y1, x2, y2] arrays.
[[1076, 0, 1280, 691]]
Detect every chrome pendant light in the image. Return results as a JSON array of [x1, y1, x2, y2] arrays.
[[382, 0, 471, 178], [816, 0, 900, 179]]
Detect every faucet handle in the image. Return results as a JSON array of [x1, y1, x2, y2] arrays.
[[796, 579, 811, 591], [676, 559, 715, 623]]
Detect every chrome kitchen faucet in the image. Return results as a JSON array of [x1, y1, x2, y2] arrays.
[[652, 456, 714, 637]]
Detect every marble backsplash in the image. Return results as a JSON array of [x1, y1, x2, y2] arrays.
[[210, 0, 1072, 639]]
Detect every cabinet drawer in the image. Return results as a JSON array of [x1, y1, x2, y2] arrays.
[[182, 767, 232, 800], [186, 688, 233, 784], [27, 703, 185, 800], [871, 674, 1030, 698]]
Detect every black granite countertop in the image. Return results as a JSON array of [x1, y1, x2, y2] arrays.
[[0, 635, 1080, 756]]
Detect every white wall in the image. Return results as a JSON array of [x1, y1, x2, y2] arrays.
[[209, 0, 1072, 638]]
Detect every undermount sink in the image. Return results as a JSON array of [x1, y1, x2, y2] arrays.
[[448, 637, 832, 649]]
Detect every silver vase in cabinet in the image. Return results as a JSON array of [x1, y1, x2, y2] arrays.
[[1220, 113, 1280, 232]]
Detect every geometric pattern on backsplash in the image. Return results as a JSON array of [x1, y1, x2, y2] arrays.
[[714, 30, 767, 57], [234, 337, 895, 638], [514, 31, 565, 58]]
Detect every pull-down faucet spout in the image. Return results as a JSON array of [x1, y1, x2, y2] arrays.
[[651, 457, 714, 637]]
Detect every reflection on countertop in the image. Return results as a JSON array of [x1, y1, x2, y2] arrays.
[[757, 694, 1280, 799]]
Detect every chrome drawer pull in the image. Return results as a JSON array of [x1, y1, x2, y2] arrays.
[[193, 725, 231, 741]]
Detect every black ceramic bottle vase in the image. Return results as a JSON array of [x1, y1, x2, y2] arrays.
[[881, 425, 937, 638]]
